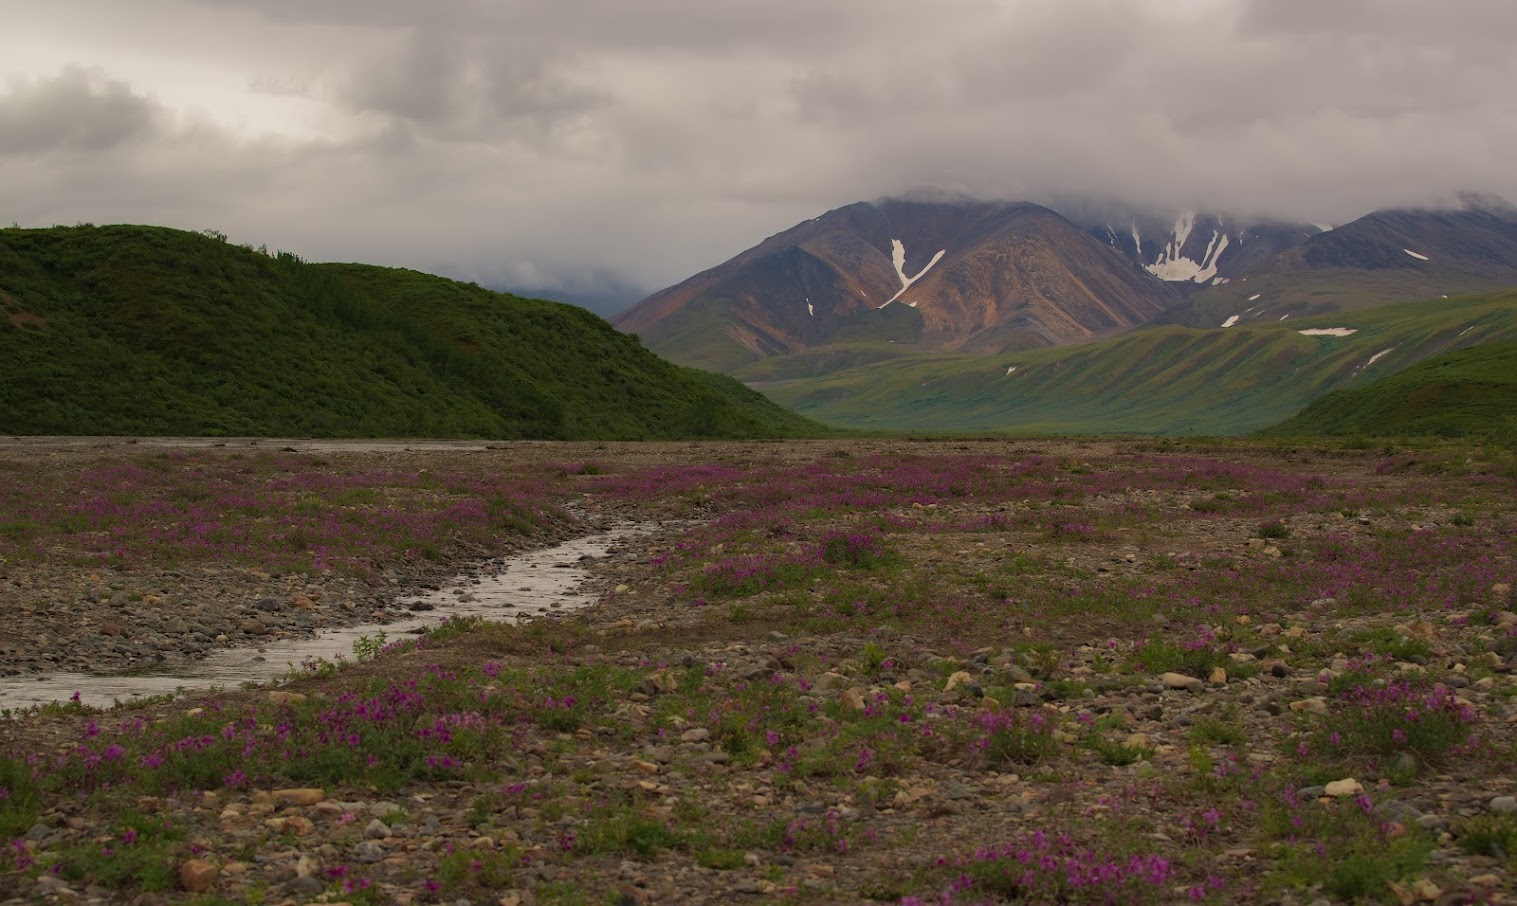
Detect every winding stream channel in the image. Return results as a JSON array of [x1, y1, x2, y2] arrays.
[[0, 523, 645, 712]]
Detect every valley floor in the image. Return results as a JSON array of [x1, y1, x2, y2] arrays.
[[1, 438, 1515, 904]]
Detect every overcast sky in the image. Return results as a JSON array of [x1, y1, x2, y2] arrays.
[[5, 0, 1516, 313]]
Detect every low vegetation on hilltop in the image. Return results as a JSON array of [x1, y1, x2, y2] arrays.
[[0, 224, 824, 439], [761, 289, 1517, 436], [1262, 341, 1517, 442]]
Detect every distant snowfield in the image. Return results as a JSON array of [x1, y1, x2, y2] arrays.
[[1143, 212, 1231, 284], [1005, 365, 1018, 376], [1220, 315, 1240, 328], [1297, 328, 1358, 337], [882, 239, 946, 307], [1365, 348, 1395, 368], [1404, 249, 1430, 261]]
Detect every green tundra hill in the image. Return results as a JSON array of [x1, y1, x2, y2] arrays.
[[762, 289, 1517, 435], [0, 224, 825, 439], [1260, 340, 1517, 441]]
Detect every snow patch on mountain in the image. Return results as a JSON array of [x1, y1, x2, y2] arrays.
[[1404, 249, 1430, 261], [1298, 328, 1357, 337], [1142, 212, 1231, 284], [882, 240, 947, 306], [1220, 315, 1240, 328], [1365, 348, 1395, 368]]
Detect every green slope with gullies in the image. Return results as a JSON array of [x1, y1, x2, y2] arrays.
[[760, 289, 1517, 435], [0, 224, 826, 439], [1261, 340, 1517, 441]]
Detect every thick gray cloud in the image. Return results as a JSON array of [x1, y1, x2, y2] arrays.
[[0, 68, 159, 155], [2, 0, 1515, 310]]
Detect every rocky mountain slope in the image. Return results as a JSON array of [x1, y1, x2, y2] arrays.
[[1159, 194, 1517, 329], [614, 199, 1182, 371], [1056, 201, 1323, 292]]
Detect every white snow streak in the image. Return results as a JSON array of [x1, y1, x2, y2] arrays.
[[1130, 222, 1142, 256], [1211, 277, 1230, 286], [1172, 212, 1195, 252], [1313, 223, 1334, 233], [882, 240, 947, 306], [1005, 365, 1018, 376], [806, 297, 813, 317], [1144, 213, 1231, 284], [1458, 325, 1474, 337], [1221, 315, 1240, 328], [1297, 328, 1358, 337], [1404, 249, 1430, 261], [1248, 294, 1262, 302], [1365, 348, 1395, 368]]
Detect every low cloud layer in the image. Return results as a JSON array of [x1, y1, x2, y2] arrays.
[[4, 0, 1515, 312]]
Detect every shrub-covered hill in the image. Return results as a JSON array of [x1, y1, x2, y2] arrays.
[[1260, 340, 1517, 441], [0, 225, 825, 439]]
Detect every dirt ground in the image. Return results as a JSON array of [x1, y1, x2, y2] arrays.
[[2, 437, 1514, 905]]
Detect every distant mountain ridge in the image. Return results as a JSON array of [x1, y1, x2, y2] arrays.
[[1059, 203, 1324, 291], [1159, 195, 1517, 329], [618, 192, 1517, 384], [614, 199, 1182, 371]]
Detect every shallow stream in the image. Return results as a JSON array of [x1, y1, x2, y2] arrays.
[[0, 523, 643, 711]]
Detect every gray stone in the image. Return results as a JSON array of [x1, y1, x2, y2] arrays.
[[1490, 796, 1517, 814], [353, 841, 386, 863], [287, 876, 325, 895], [363, 818, 390, 840], [1377, 800, 1422, 823]]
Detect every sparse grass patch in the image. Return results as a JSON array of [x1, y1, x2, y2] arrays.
[[1322, 680, 1477, 769], [978, 709, 1059, 768], [53, 812, 184, 893], [1188, 717, 1248, 747], [1455, 814, 1517, 866], [578, 809, 685, 859], [1257, 518, 1290, 539], [1129, 636, 1230, 680]]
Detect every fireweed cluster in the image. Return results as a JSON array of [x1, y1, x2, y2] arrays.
[[903, 832, 1180, 905], [0, 450, 566, 576], [595, 452, 1514, 643], [0, 445, 1511, 902], [0, 649, 1141, 902]]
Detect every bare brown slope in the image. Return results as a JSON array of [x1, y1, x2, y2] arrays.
[[614, 199, 1181, 371], [898, 205, 1183, 351]]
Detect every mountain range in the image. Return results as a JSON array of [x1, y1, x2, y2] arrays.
[[612, 191, 1517, 435], [615, 193, 1517, 372]]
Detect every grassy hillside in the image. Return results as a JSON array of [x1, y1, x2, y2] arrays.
[[0, 224, 825, 439], [764, 289, 1517, 435], [1261, 341, 1517, 440]]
